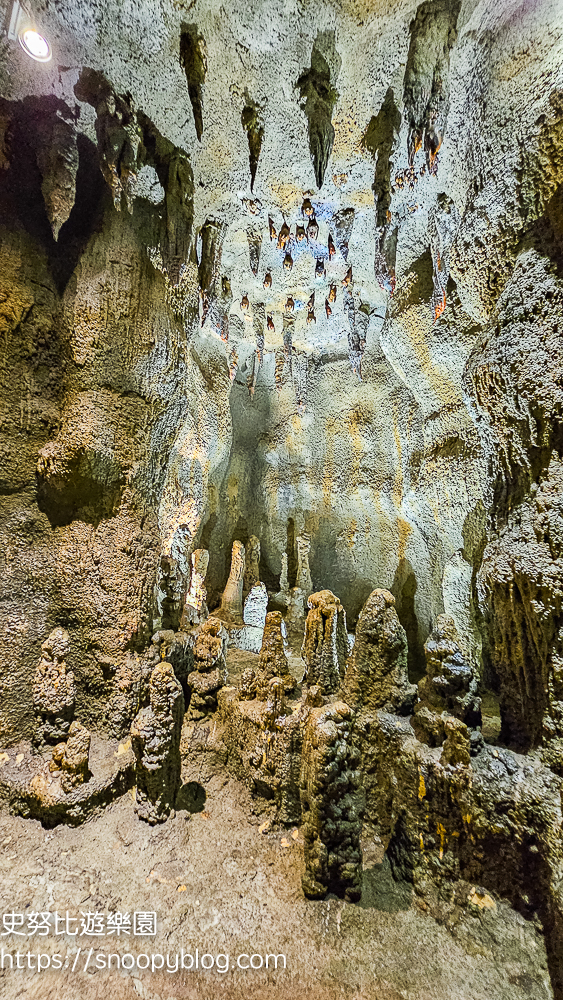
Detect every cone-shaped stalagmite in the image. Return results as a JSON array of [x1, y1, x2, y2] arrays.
[[340, 589, 416, 715]]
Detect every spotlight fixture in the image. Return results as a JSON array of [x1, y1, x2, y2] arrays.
[[6, 1, 52, 62]]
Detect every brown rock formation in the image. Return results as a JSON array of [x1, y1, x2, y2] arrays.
[[340, 589, 416, 715], [130, 661, 184, 823], [32, 628, 75, 748], [187, 616, 227, 720], [256, 611, 294, 697], [301, 589, 349, 694], [300, 701, 363, 901], [412, 615, 481, 748], [49, 720, 91, 793]]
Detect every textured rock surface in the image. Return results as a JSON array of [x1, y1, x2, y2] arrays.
[[301, 589, 349, 694], [1, 0, 563, 993], [32, 628, 75, 748], [300, 701, 363, 902], [49, 719, 91, 793], [187, 615, 227, 719], [257, 611, 295, 697], [341, 589, 417, 715], [130, 660, 184, 823]]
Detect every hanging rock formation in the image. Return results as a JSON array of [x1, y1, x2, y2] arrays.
[[403, 0, 461, 170], [296, 36, 339, 189], [180, 23, 207, 142], [241, 99, 264, 191], [36, 117, 79, 239]]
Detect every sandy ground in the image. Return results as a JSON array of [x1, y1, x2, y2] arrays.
[[0, 765, 553, 1000]]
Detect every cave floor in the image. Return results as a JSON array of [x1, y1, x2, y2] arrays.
[[0, 765, 553, 1000]]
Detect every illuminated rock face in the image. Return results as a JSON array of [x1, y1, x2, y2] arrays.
[[1, 3, 563, 984]]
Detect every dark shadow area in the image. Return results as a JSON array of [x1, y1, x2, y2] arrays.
[[0, 96, 107, 296], [392, 557, 426, 682], [359, 855, 413, 912], [176, 781, 206, 814]]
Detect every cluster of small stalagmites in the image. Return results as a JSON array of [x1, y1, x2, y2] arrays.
[[301, 590, 349, 695], [48, 721, 91, 794], [256, 611, 295, 698], [340, 589, 417, 716], [130, 661, 184, 824], [300, 701, 363, 902], [412, 615, 481, 753], [187, 617, 227, 720], [33, 628, 76, 749]]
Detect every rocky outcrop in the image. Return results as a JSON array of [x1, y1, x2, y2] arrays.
[[412, 615, 481, 748], [256, 611, 294, 697], [49, 720, 91, 793]]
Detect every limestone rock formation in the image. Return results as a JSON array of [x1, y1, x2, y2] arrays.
[[300, 701, 363, 901], [180, 23, 207, 142], [105, 653, 141, 740], [33, 629, 75, 748], [412, 615, 481, 747], [340, 590, 416, 715], [229, 583, 268, 653], [403, 0, 460, 170], [285, 586, 306, 632], [130, 661, 184, 823], [218, 540, 246, 622], [256, 611, 295, 697], [296, 37, 339, 189], [181, 548, 210, 627], [36, 117, 79, 239], [295, 534, 313, 597], [187, 617, 227, 720], [49, 721, 91, 793], [243, 535, 260, 598], [301, 590, 349, 694]]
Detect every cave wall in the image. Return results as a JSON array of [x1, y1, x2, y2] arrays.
[[0, 0, 562, 745]]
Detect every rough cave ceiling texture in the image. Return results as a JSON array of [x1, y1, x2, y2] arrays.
[[0, 0, 562, 761]]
